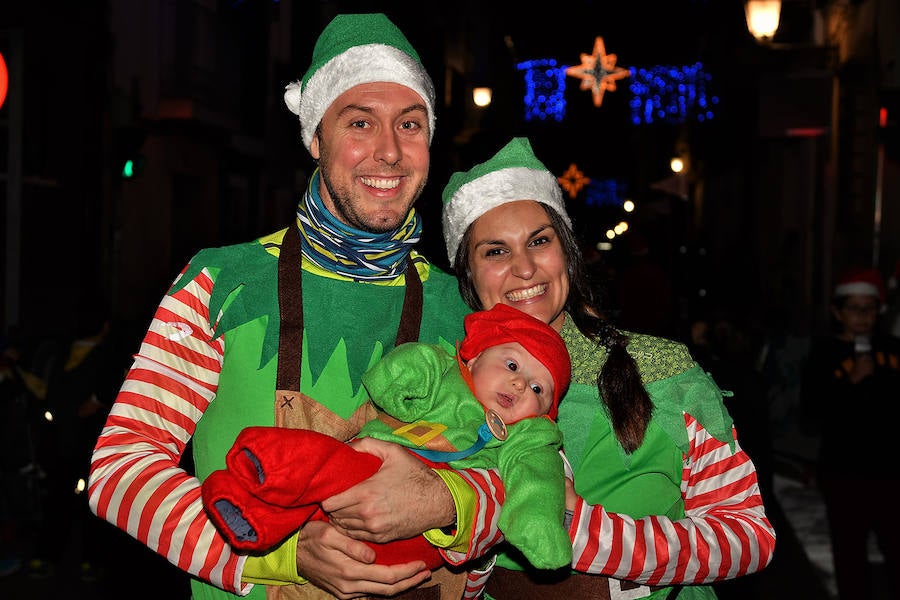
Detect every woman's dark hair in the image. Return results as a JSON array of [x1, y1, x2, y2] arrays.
[[454, 202, 653, 453]]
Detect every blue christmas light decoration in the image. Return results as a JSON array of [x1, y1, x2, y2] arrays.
[[516, 59, 568, 122], [628, 63, 717, 125], [515, 55, 718, 126], [585, 178, 628, 208]]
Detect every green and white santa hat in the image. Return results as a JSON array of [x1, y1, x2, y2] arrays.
[[441, 137, 571, 267], [283, 13, 436, 152]]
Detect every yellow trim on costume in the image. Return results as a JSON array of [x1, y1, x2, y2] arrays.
[[423, 470, 474, 553], [241, 530, 308, 585], [393, 421, 449, 447]]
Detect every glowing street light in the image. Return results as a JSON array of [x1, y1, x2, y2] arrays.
[[744, 0, 782, 42], [473, 87, 493, 107]]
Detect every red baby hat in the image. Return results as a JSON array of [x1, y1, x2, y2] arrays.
[[458, 304, 571, 419]]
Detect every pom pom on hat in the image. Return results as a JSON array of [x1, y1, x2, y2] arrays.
[[283, 13, 436, 152], [441, 137, 571, 267], [834, 267, 886, 303], [459, 304, 571, 420]]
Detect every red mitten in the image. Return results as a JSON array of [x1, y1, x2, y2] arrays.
[[202, 426, 444, 567], [202, 467, 316, 552], [224, 427, 382, 506]]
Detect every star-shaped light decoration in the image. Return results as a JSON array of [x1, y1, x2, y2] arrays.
[[565, 36, 630, 107], [558, 163, 591, 199]]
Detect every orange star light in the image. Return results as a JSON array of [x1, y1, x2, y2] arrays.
[[565, 36, 630, 107], [558, 163, 590, 199]]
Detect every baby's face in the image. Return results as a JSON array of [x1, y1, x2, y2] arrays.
[[467, 342, 554, 425]]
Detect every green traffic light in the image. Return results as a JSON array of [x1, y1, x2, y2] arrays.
[[122, 159, 135, 178]]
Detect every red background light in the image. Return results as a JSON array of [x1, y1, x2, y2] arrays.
[[0, 51, 8, 110]]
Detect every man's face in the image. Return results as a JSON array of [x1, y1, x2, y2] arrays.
[[310, 82, 430, 233], [832, 293, 879, 339]]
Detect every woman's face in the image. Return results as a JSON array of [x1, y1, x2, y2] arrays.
[[466, 201, 569, 330]]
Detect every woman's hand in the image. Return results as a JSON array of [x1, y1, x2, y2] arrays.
[[564, 476, 577, 512]]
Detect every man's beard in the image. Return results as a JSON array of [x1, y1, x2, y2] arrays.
[[320, 167, 426, 233]]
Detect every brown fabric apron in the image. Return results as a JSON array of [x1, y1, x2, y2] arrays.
[[485, 566, 680, 600], [267, 226, 467, 600]]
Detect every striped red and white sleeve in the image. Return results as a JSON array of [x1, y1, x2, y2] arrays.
[[462, 556, 496, 600], [442, 467, 505, 565], [569, 413, 776, 585], [87, 268, 251, 595]]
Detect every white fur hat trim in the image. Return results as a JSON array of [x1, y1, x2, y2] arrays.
[[283, 44, 435, 152], [442, 167, 570, 267]]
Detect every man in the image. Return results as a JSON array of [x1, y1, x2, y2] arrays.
[[88, 13, 500, 600]]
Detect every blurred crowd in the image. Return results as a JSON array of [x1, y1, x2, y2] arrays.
[[0, 295, 190, 597]]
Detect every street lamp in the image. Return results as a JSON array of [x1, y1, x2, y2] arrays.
[[473, 86, 493, 108], [744, 0, 782, 42]]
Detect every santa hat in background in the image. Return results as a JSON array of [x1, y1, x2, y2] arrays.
[[834, 267, 886, 304], [459, 303, 571, 420]]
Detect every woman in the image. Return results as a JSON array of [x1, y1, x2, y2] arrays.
[[441, 137, 776, 599]]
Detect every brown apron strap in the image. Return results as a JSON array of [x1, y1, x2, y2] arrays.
[[276, 227, 423, 393], [270, 229, 432, 598], [277, 224, 304, 392], [395, 255, 422, 346]]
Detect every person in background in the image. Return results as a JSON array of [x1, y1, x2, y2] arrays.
[[88, 13, 503, 600], [883, 258, 900, 337], [202, 303, 572, 572], [799, 267, 900, 600], [442, 137, 776, 599]]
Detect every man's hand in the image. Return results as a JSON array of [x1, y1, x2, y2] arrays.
[[296, 520, 433, 599], [322, 437, 455, 542]]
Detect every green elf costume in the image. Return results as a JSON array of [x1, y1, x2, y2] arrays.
[[202, 303, 573, 571]]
